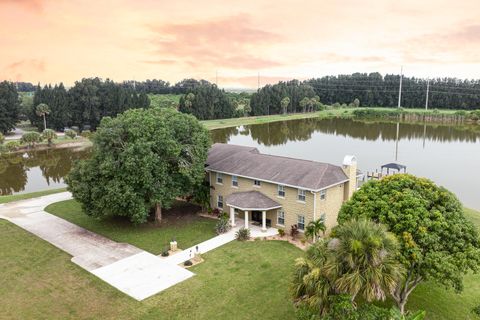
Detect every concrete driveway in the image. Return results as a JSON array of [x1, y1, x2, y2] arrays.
[[0, 192, 194, 300]]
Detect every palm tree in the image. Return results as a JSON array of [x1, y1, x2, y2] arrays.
[[280, 97, 290, 115], [304, 217, 326, 242], [35, 103, 51, 131], [292, 219, 404, 315]]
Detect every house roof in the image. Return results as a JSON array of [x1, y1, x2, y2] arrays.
[[226, 191, 282, 210], [206, 143, 349, 191]]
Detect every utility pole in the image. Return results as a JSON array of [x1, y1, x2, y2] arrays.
[[397, 66, 403, 108], [425, 78, 430, 110]]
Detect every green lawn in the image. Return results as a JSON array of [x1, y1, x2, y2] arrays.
[[0, 188, 67, 204], [200, 108, 355, 130], [0, 219, 301, 319], [45, 199, 217, 254]]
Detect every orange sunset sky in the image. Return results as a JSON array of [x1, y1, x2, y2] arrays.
[[1, 0, 480, 88]]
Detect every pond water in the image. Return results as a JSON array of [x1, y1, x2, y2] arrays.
[[1, 118, 479, 210]]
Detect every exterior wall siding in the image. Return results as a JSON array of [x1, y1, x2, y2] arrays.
[[209, 171, 347, 234]]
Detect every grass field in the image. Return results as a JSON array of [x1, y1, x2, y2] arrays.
[[0, 188, 67, 204], [0, 219, 301, 320], [45, 199, 217, 253]]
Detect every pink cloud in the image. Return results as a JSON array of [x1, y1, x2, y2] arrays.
[[146, 14, 283, 69]]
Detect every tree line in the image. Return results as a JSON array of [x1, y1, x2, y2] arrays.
[[30, 78, 150, 130]]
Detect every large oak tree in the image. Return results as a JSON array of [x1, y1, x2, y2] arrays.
[[338, 174, 480, 314], [66, 107, 211, 224]]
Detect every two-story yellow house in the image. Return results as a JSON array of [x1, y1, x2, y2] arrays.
[[206, 143, 358, 234]]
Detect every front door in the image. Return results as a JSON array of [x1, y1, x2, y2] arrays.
[[251, 211, 262, 223]]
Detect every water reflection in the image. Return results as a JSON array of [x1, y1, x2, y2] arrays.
[[211, 118, 480, 146], [0, 147, 90, 195]]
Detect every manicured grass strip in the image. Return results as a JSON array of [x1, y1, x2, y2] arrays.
[[45, 199, 217, 254], [0, 188, 67, 204], [0, 219, 302, 320], [201, 108, 355, 130]]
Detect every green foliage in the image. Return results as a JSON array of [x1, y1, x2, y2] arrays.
[[66, 107, 211, 224], [0, 81, 20, 134], [281, 96, 290, 114], [472, 304, 480, 317], [20, 131, 42, 147], [0, 132, 4, 144], [292, 219, 404, 315], [215, 216, 230, 235], [278, 228, 285, 237], [161, 249, 169, 257], [5, 140, 20, 151], [178, 84, 235, 120], [251, 80, 316, 115], [184, 260, 193, 266], [338, 174, 480, 311], [235, 227, 250, 241], [304, 217, 326, 241], [64, 129, 76, 139], [80, 129, 92, 139], [148, 94, 180, 109], [42, 129, 57, 146]]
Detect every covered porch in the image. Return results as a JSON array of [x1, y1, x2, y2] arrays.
[[226, 191, 281, 233]]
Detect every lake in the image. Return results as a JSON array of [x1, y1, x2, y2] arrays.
[[2, 118, 479, 210]]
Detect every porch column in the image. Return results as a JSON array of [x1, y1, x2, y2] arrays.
[[244, 210, 249, 228], [230, 206, 236, 227], [262, 210, 267, 232]]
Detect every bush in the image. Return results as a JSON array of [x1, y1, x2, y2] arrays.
[[81, 129, 93, 139], [0, 132, 4, 144], [42, 129, 57, 146], [184, 260, 193, 266], [161, 247, 169, 257], [212, 208, 221, 216], [278, 228, 285, 237], [215, 216, 231, 234], [64, 129, 77, 139], [235, 227, 250, 241], [472, 304, 480, 317], [290, 224, 299, 239], [5, 140, 20, 151], [20, 131, 42, 147]]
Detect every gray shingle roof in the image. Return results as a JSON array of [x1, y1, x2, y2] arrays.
[[206, 143, 349, 191], [226, 191, 281, 210]]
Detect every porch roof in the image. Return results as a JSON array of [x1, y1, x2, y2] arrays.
[[226, 191, 282, 211]]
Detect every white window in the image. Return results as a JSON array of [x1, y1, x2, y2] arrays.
[[277, 210, 285, 226], [277, 185, 285, 197], [320, 189, 326, 200], [254, 180, 261, 187], [216, 172, 223, 184], [297, 215, 305, 230], [232, 175, 238, 187], [297, 189, 306, 202], [217, 195, 223, 208]]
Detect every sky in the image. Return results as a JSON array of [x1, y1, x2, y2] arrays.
[[1, 0, 480, 88]]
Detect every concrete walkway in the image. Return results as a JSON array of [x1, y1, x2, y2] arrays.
[[0, 193, 278, 301]]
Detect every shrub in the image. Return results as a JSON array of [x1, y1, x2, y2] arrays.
[[5, 140, 20, 151], [215, 216, 231, 234], [278, 228, 285, 237], [212, 208, 221, 216], [161, 246, 169, 257], [42, 129, 57, 146], [20, 131, 42, 148], [235, 227, 250, 241], [0, 132, 4, 144], [81, 129, 93, 139], [472, 304, 480, 317], [184, 260, 193, 266], [64, 129, 77, 139], [290, 224, 299, 239]]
